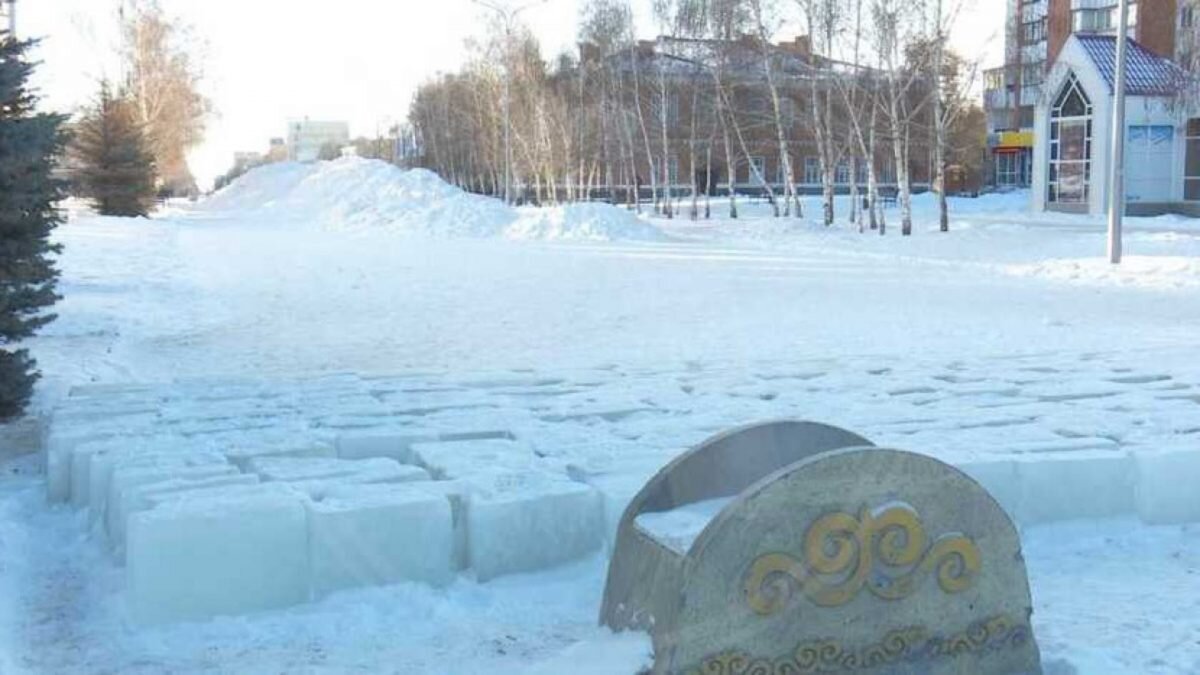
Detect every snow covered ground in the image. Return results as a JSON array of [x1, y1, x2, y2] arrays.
[[2, 160, 1200, 673]]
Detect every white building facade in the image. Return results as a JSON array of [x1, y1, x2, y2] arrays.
[[1032, 34, 1194, 215], [287, 120, 350, 162]]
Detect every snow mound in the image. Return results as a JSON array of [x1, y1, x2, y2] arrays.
[[202, 162, 315, 212], [509, 203, 666, 242], [1003, 255, 1200, 290], [201, 158, 665, 241]]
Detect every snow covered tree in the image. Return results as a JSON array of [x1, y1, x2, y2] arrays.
[[72, 82, 158, 217], [0, 35, 67, 420]]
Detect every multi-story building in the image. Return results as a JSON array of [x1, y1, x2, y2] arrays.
[[0, 0, 15, 36], [600, 35, 930, 198], [1021, 0, 1200, 216], [984, 0, 1178, 188], [286, 119, 350, 162]]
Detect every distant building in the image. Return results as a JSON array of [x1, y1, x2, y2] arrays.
[[983, 0, 1178, 189], [233, 151, 263, 168], [266, 137, 288, 163], [286, 119, 350, 162], [1031, 34, 1188, 216], [1, 0, 16, 36], [597, 35, 922, 196]]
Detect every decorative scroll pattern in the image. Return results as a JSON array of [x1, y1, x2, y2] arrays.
[[743, 501, 981, 615], [685, 614, 1031, 675]]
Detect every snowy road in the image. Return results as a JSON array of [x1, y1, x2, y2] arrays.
[[4, 182, 1200, 673], [31, 201, 1200, 388]]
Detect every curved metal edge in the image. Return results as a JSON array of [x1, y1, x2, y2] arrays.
[[684, 446, 1024, 562], [599, 419, 873, 631]]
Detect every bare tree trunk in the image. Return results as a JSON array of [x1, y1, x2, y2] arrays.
[[809, 75, 834, 226], [704, 132, 713, 219], [849, 155, 860, 231], [629, 46, 659, 214], [720, 84, 777, 215], [750, 3, 799, 218], [868, 102, 879, 230], [688, 79, 700, 220], [933, 0, 949, 232], [716, 81, 738, 219], [888, 76, 913, 235], [616, 69, 640, 212], [658, 57, 674, 218]]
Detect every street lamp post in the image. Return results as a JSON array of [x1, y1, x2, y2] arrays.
[[470, 0, 545, 206], [1106, 0, 1130, 264]]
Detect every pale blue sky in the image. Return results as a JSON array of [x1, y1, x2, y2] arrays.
[[22, 0, 1002, 189]]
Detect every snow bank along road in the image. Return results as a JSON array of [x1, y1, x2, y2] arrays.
[[2, 176, 1200, 673]]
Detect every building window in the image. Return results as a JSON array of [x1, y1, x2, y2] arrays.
[[1022, 18, 1046, 43], [1184, 5, 1195, 28], [835, 161, 851, 185], [777, 157, 793, 184], [1185, 119, 1200, 200], [778, 97, 798, 125], [1047, 73, 1092, 205], [653, 157, 681, 185], [745, 156, 766, 184], [878, 161, 895, 184], [804, 156, 820, 184], [1073, 3, 1138, 33], [1126, 125, 1173, 202], [1020, 63, 1044, 87], [995, 151, 1024, 186], [1019, 105, 1035, 128], [665, 92, 681, 126], [1074, 8, 1112, 32], [985, 68, 1007, 91]]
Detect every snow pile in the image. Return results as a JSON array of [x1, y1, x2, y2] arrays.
[[201, 158, 666, 241], [509, 203, 666, 242], [201, 162, 315, 212], [1003, 255, 1200, 290]]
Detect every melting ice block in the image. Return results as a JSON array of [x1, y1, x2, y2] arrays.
[[105, 462, 240, 552], [110, 473, 262, 559], [306, 488, 455, 596], [334, 429, 437, 462], [410, 438, 534, 479], [126, 485, 309, 624], [1135, 449, 1200, 524], [257, 457, 430, 499], [223, 438, 335, 470], [1015, 451, 1134, 524], [247, 456, 422, 483], [462, 470, 604, 581]]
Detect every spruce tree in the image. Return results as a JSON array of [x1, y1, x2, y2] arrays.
[[72, 82, 157, 217], [0, 35, 67, 421]]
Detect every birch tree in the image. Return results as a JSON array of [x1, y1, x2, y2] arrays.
[[871, 0, 927, 235], [119, 0, 210, 196], [749, 0, 801, 217], [800, 0, 841, 225]]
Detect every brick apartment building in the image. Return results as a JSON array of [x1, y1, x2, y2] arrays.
[[597, 35, 932, 199], [984, 0, 1180, 188]]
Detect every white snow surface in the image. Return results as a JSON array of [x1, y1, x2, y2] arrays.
[[634, 496, 734, 554], [2, 184, 1200, 672], [200, 158, 666, 241]]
